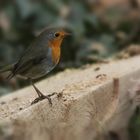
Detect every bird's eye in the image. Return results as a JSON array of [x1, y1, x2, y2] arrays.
[[55, 32, 60, 37]]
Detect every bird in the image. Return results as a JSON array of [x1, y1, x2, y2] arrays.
[[0, 27, 70, 105]]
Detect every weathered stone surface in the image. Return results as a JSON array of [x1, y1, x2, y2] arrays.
[[0, 56, 140, 140]]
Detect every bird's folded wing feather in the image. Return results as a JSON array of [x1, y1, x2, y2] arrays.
[[13, 38, 50, 75]]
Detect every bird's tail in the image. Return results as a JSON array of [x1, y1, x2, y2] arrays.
[[0, 64, 14, 73], [0, 64, 15, 80]]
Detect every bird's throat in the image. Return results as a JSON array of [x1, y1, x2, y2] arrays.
[[52, 46, 60, 64], [49, 39, 62, 64]]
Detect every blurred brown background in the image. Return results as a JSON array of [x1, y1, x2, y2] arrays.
[[0, 0, 140, 139]]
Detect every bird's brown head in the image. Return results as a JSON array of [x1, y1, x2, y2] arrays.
[[44, 28, 70, 64]]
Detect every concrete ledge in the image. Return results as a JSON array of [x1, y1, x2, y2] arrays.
[[0, 56, 140, 140]]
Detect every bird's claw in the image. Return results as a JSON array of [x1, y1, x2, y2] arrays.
[[31, 94, 52, 106]]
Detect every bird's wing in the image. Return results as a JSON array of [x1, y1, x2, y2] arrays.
[[12, 38, 50, 76], [15, 55, 46, 73], [6, 55, 46, 80]]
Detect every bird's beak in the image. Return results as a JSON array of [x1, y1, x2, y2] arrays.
[[63, 31, 71, 36]]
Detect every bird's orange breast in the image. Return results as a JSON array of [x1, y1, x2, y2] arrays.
[[48, 39, 62, 64]]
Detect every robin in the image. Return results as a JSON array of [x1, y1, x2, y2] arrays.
[[0, 27, 70, 105]]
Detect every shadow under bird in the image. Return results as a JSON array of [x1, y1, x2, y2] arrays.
[[0, 27, 70, 105]]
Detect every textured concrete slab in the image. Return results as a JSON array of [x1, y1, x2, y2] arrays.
[[0, 56, 140, 140]]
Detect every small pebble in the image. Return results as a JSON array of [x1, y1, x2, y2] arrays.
[[96, 74, 107, 79], [94, 67, 100, 71], [19, 107, 23, 110], [0, 101, 6, 105]]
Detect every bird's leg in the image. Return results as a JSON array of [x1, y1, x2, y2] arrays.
[[29, 79, 52, 105]]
